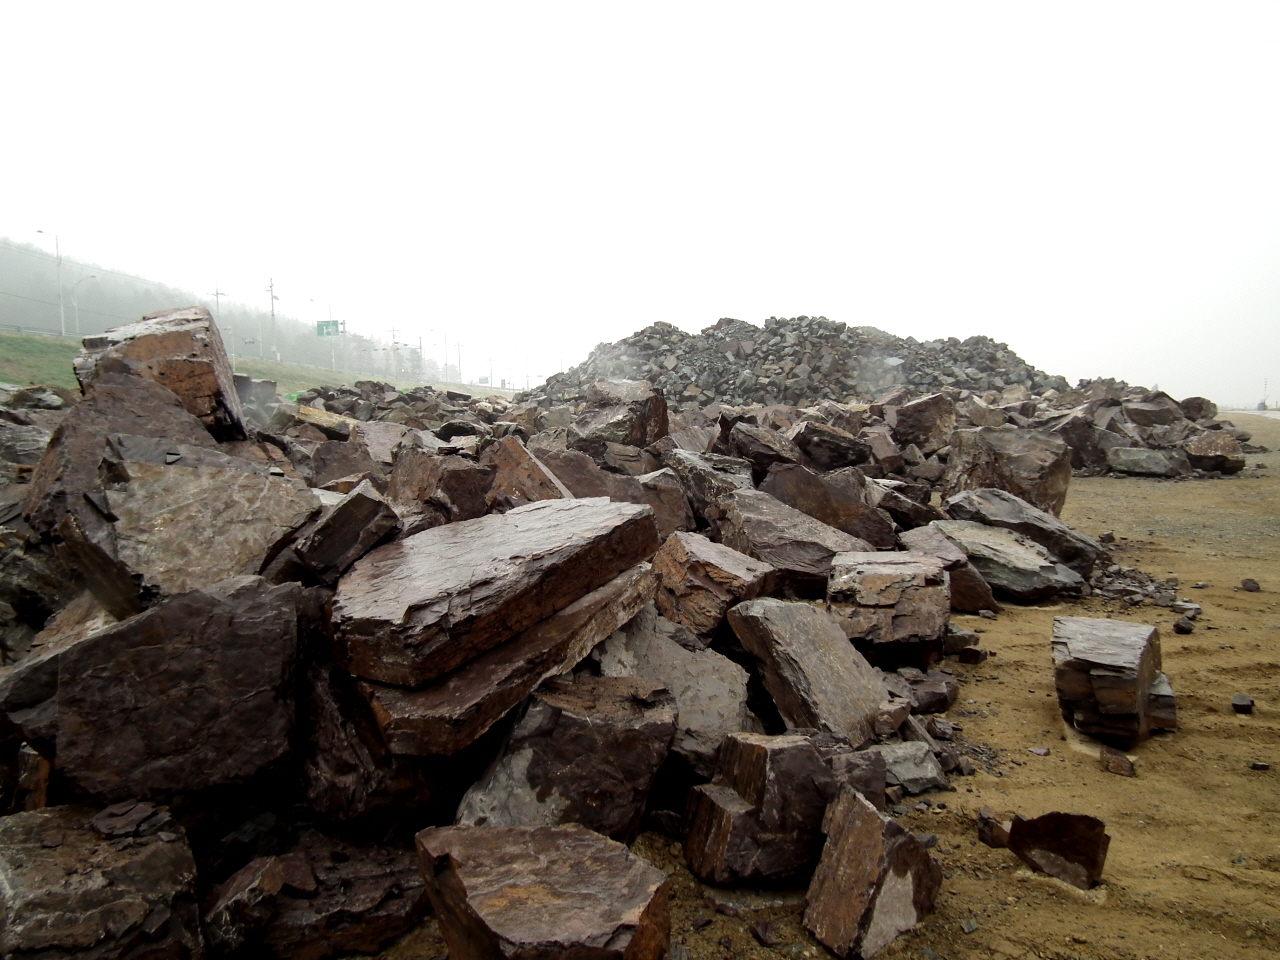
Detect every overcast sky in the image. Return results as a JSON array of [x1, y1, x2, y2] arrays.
[[4, 3, 1278, 405]]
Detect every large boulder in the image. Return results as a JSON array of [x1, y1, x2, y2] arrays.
[[651, 531, 774, 635], [659, 449, 754, 524], [759, 464, 897, 548], [826, 552, 950, 668], [1105, 446, 1191, 477], [416, 824, 670, 960], [785, 420, 870, 470], [333, 498, 659, 687], [932, 520, 1084, 602], [887, 393, 955, 456], [896, 524, 999, 614], [943, 487, 1103, 577], [1182, 432, 1246, 474], [941, 428, 1072, 517]]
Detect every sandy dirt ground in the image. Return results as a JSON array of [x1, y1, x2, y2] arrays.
[[377, 413, 1280, 960]]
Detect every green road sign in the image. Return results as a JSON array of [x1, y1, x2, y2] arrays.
[[317, 320, 340, 337]]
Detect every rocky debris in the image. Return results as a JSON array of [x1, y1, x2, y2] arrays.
[[786, 420, 870, 470], [886, 392, 955, 455], [684, 731, 871, 883], [869, 742, 949, 795], [652, 531, 774, 635], [659, 448, 754, 524], [596, 604, 751, 777], [416, 823, 670, 960], [204, 855, 285, 953], [456, 676, 676, 842], [74, 305, 246, 440], [480, 435, 571, 506], [0, 526, 79, 664], [976, 807, 1012, 848], [1232, 694, 1255, 715], [52, 576, 300, 801], [333, 498, 660, 687], [291, 479, 400, 586], [1007, 812, 1111, 890], [262, 830, 431, 960], [1051, 616, 1171, 748], [1182, 431, 1246, 473], [933, 520, 1085, 602], [567, 379, 670, 459], [758, 463, 898, 548], [826, 552, 950, 668], [385, 449, 491, 525], [943, 487, 1104, 577], [728, 599, 886, 746], [896, 524, 1000, 614], [1106, 446, 1191, 477], [942, 428, 1072, 517], [0, 803, 201, 960], [803, 786, 942, 959], [1149, 671, 1178, 733], [1099, 746, 1136, 777], [710, 489, 871, 596], [356, 562, 658, 756]]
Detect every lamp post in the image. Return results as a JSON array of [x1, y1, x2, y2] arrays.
[[35, 230, 65, 337], [70, 275, 97, 335]]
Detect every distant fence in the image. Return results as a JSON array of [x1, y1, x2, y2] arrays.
[[0, 323, 73, 339]]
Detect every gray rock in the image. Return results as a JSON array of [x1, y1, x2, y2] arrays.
[[1052, 616, 1165, 748], [1105, 447, 1191, 477], [943, 487, 1103, 576], [932, 520, 1084, 602], [826, 552, 950, 667], [942, 428, 1072, 517], [869, 741, 948, 795]]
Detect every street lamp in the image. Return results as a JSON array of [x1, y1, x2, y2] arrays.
[[35, 230, 65, 337], [71, 275, 97, 335]]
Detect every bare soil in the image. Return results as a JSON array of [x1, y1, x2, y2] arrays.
[[376, 413, 1280, 960]]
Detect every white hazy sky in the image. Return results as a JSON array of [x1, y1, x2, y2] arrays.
[[3, 3, 1278, 405]]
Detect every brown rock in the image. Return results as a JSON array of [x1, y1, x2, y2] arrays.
[[357, 562, 658, 755], [1179, 396, 1217, 420], [264, 830, 431, 960], [711, 489, 871, 597], [1183, 431, 1246, 473], [385, 448, 492, 523], [635, 468, 695, 540], [55, 575, 300, 801], [728, 598, 887, 746], [785, 420, 871, 470], [804, 786, 943, 959], [74, 306, 246, 440], [0, 803, 201, 960], [859, 424, 905, 474], [303, 439, 382, 490], [481, 436, 572, 507], [204, 856, 286, 954], [660, 448, 754, 524], [334, 498, 660, 687], [456, 676, 676, 843], [897, 524, 1000, 614], [976, 807, 1012, 848], [943, 487, 1104, 577], [22, 372, 217, 536], [760, 463, 897, 548], [294, 479, 400, 586], [863, 479, 947, 530], [652, 531, 774, 635], [416, 824, 670, 960], [1099, 746, 1135, 777], [728, 421, 807, 479], [1007, 812, 1111, 889], [1052, 616, 1165, 749], [826, 553, 950, 668], [887, 393, 955, 456], [942, 428, 1072, 517]]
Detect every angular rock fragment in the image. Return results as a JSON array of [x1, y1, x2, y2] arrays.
[[481, 435, 571, 507], [1099, 746, 1135, 777], [205, 856, 285, 954], [55, 575, 300, 801], [0, 803, 201, 960], [596, 604, 750, 777], [684, 732, 846, 883], [357, 562, 657, 755], [728, 421, 807, 479], [976, 807, 1011, 848], [711, 489, 871, 596], [759, 463, 897, 548], [416, 824, 670, 960], [293, 479, 399, 585], [74, 305, 246, 440], [859, 423, 905, 474], [869, 741, 947, 795], [1182, 431, 1246, 473], [660, 448, 754, 524], [1051, 616, 1167, 748], [897, 524, 1000, 614], [456, 676, 676, 842], [944, 487, 1103, 577], [785, 421, 870, 470], [652, 532, 774, 635], [1106, 446, 1191, 477], [264, 830, 431, 960], [1148, 670, 1177, 732], [334, 498, 660, 687], [887, 392, 955, 455], [804, 786, 942, 959], [385, 448, 491, 523], [942, 428, 1072, 517], [1007, 812, 1110, 889], [728, 599, 886, 746], [826, 552, 950, 668], [635, 468, 696, 540], [933, 520, 1084, 602]]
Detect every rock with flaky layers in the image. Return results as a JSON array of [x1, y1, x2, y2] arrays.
[[334, 498, 660, 687], [941, 427, 1072, 517], [826, 552, 950, 668], [887, 392, 955, 456], [728, 598, 886, 746], [74, 305, 246, 440], [356, 563, 658, 756], [1181, 431, 1245, 473], [596, 604, 750, 777], [1051, 616, 1163, 748], [455, 676, 676, 843], [804, 786, 942, 959], [759, 463, 897, 549], [294, 480, 400, 586], [1007, 812, 1111, 890], [22, 372, 217, 536], [944, 487, 1103, 577], [0, 804, 201, 960], [652, 531, 774, 635], [480, 436, 572, 507], [710, 489, 871, 597], [416, 824, 670, 960], [55, 575, 300, 801], [896, 524, 1000, 614], [932, 520, 1084, 602]]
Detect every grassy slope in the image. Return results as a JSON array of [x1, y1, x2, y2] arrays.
[[0, 332, 514, 399]]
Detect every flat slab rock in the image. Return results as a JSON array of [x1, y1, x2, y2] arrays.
[[0, 803, 201, 960], [333, 498, 660, 687], [943, 487, 1103, 577], [827, 552, 950, 657], [1051, 616, 1165, 748], [728, 598, 886, 747], [932, 520, 1084, 602], [416, 824, 670, 960], [804, 786, 942, 959], [1007, 812, 1111, 890], [455, 675, 676, 843], [652, 531, 774, 635]]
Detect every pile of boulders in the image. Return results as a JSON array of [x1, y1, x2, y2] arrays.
[[0, 306, 1183, 959]]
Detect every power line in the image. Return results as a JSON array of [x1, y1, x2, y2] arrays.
[[0, 289, 137, 322]]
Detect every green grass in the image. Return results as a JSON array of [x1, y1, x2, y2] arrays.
[[0, 332, 515, 399], [0, 332, 81, 390]]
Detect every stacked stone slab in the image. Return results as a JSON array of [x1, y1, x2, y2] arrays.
[[826, 552, 950, 668], [1051, 616, 1176, 748]]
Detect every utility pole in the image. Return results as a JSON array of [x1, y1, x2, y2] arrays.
[[37, 231, 65, 337], [208, 285, 230, 363], [266, 279, 279, 361]]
